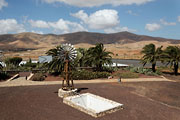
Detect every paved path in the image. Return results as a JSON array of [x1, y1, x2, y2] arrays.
[[0, 76, 174, 87], [121, 77, 174, 82], [0, 83, 180, 120]]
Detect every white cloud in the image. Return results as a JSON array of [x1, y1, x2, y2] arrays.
[[31, 30, 44, 34], [71, 9, 119, 29], [29, 19, 87, 34], [104, 26, 137, 33], [29, 20, 49, 28], [42, 0, 154, 7], [49, 19, 88, 33], [127, 10, 138, 16], [0, 19, 25, 34], [48, 19, 69, 32], [160, 19, 176, 26], [178, 16, 180, 22], [0, 0, 8, 10], [145, 23, 161, 32], [71, 10, 88, 22]]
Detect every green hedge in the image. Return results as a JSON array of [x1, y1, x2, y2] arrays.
[[71, 70, 111, 80]]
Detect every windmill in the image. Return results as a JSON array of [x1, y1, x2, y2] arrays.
[[58, 43, 77, 90]]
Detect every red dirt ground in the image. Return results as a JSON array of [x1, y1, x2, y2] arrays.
[[0, 82, 180, 120]]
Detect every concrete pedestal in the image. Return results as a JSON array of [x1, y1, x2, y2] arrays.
[[58, 88, 78, 98]]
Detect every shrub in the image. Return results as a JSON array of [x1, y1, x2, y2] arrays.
[[145, 70, 162, 76], [0, 72, 10, 81], [102, 66, 117, 73], [32, 73, 45, 81], [22, 62, 37, 68], [126, 66, 162, 76], [130, 67, 138, 73], [95, 72, 111, 78], [155, 70, 162, 75], [71, 70, 111, 80]]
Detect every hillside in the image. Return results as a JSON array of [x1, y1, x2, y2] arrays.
[[0, 31, 180, 60], [61, 31, 180, 45]]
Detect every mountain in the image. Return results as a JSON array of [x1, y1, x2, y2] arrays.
[[0, 31, 179, 59], [61, 31, 180, 44], [0, 31, 179, 51]]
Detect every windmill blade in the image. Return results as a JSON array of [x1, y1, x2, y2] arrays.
[[57, 43, 77, 62]]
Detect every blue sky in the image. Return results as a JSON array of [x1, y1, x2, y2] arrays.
[[0, 0, 180, 39]]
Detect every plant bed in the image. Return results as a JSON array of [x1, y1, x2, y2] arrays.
[[113, 69, 161, 79], [71, 70, 111, 80]]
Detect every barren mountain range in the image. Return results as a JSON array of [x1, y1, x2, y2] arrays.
[[0, 31, 180, 60]]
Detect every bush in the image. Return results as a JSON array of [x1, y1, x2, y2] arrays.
[[145, 70, 162, 76], [32, 73, 45, 81], [22, 62, 37, 68], [126, 66, 162, 76], [102, 66, 117, 73], [71, 70, 111, 80], [0, 72, 10, 81], [95, 72, 111, 78], [155, 70, 162, 75], [130, 67, 138, 73], [4, 57, 22, 67]]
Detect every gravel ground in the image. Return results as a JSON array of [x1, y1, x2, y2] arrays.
[[0, 82, 180, 120]]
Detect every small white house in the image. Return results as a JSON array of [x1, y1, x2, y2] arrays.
[[19, 60, 38, 65], [104, 62, 129, 67]]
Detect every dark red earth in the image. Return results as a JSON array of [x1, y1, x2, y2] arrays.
[[0, 82, 180, 120]]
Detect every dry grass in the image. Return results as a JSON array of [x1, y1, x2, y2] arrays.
[[3, 41, 180, 60]]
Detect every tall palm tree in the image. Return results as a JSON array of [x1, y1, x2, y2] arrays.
[[45, 45, 64, 73], [85, 43, 113, 71], [141, 43, 163, 72], [76, 48, 87, 67], [162, 46, 180, 75], [46, 46, 60, 57]]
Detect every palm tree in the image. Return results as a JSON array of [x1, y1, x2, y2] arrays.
[[46, 46, 60, 57], [45, 45, 64, 73], [141, 43, 163, 72], [76, 48, 87, 67], [162, 46, 180, 75], [85, 43, 113, 71]]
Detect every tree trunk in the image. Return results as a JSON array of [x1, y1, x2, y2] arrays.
[[174, 63, 179, 76], [96, 64, 102, 72], [99, 61, 103, 72], [79, 59, 82, 67], [99, 64, 102, 72], [152, 63, 156, 72]]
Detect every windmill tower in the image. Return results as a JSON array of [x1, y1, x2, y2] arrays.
[[58, 43, 77, 90]]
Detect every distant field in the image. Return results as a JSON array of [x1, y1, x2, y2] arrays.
[[1, 32, 180, 60], [3, 41, 179, 60]]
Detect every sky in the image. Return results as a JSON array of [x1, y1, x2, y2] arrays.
[[0, 0, 180, 39]]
